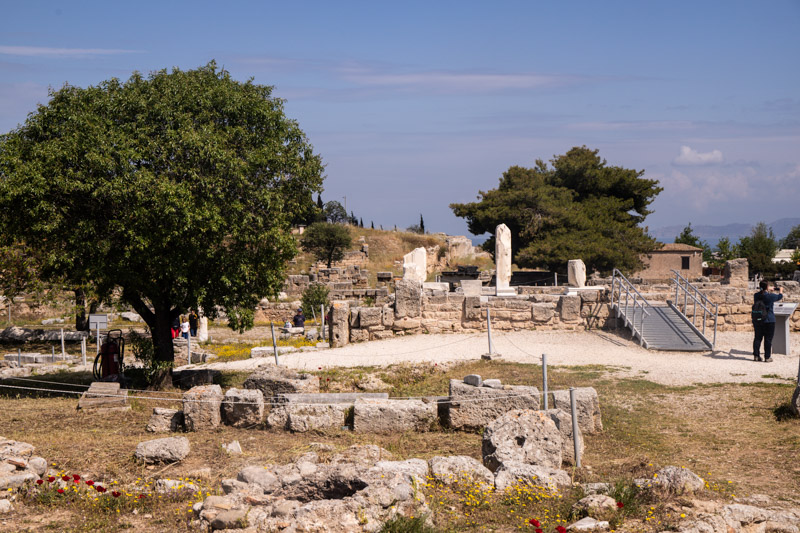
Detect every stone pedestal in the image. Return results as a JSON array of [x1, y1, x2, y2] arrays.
[[495, 224, 513, 296], [197, 317, 209, 342]]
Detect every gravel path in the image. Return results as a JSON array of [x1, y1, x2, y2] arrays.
[[196, 329, 800, 386]]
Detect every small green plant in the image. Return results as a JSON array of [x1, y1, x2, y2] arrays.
[[363, 296, 376, 307], [302, 283, 330, 318], [127, 329, 173, 388]]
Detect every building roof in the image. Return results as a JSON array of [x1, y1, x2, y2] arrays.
[[655, 243, 704, 252]]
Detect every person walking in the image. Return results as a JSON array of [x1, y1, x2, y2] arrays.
[[753, 280, 783, 362]]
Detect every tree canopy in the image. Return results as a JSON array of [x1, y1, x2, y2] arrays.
[[780, 224, 800, 249], [674, 223, 711, 262], [0, 62, 323, 377], [738, 222, 778, 276], [450, 147, 662, 274], [301, 222, 352, 267]]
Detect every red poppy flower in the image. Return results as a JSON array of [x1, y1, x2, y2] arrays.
[[95, 486, 106, 493], [86, 480, 94, 486], [48, 476, 55, 483], [557, 527, 567, 533], [72, 475, 80, 482], [36, 479, 44, 485], [617, 501, 624, 509], [529, 519, 540, 527], [536, 529, 543, 533], [61, 475, 70, 482], [112, 491, 121, 498], [57, 488, 65, 494], [138, 494, 146, 499]]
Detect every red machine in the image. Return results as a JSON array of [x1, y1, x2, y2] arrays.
[[93, 329, 125, 381]]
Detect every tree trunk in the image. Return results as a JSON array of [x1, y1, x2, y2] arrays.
[[74, 288, 87, 330], [125, 292, 175, 390]]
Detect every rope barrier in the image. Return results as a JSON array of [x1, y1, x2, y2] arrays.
[[0, 382, 554, 407]]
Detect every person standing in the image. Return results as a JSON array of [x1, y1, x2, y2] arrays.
[[753, 281, 783, 362], [180, 315, 190, 340], [189, 309, 199, 337]]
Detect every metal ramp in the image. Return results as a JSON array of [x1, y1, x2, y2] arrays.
[[610, 269, 717, 351]]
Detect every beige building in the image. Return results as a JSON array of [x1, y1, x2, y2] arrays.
[[635, 243, 704, 280]]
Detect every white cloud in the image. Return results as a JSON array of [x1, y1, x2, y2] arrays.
[[673, 145, 723, 166], [0, 46, 144, 57]]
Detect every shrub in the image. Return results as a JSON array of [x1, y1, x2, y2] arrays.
[[302, 283, 330, 318]]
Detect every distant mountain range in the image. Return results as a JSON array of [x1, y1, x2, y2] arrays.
[[650, 218, 800, 245]]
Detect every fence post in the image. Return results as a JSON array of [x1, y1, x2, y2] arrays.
[[81, 337, 86, 367], [96, 324, 101, 356], [569, 387, 581, 468], [270, 323, 280, 366], [542, 353, 548, 410], [17, 348, 21, 367], [321, 305, 326, 342], [60, 328, 66, 359], [51, 346, 55, 363], [187, 331, 192, 363]]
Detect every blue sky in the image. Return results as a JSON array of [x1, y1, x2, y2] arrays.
[[2, 1, 799, 240]]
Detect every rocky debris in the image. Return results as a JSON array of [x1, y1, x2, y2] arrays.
[[544, 409, 583, 465], [573, 494, 618, 514], [428, 455, 494, 487], [446, 379, 540, 431], [482, 379, 502, 389], [155, 478, 199, 493], [0, 499, 13, 513], [568, 516, 610, 531], [134, 436, 190, 464], [0, 326, 87, 343], [482, 410, 563, 472], [119, 312, 141, 322], [146, 408, 184, 433], [183, 385, 223, 431], [0, 437, 46, 490], [209, 509, 248, 530], [551, 387, 603, 434], [674, 498, 800, 533], [652, 466, 705, 494], [370, 459, 429, 482], [243, 367, 319, 398], [207, 444, 428, 533], [355, 374, 392, 392], [353, 398, 437, 433], [223, 441, 243, 455], [221, 388, 264, 428], [493, 462, 570, 492]]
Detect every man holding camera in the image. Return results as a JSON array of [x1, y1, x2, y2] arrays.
[[752, 280, 783, 362]]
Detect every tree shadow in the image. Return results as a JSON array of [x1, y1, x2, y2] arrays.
[[773, 401, 799, 422], [702, 348, 752, 361]]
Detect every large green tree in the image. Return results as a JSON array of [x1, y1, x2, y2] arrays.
[[780, 224, 800, 249], [738, 222, 778, 276], [0, 62, 323, 381], [450, 147, 662, 274], [301, 222, 353, 267]]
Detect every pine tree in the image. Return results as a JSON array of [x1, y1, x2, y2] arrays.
[[419, 214, 425, 234], [371, 221, 374, 229], [359, 218, 363, 228], [316, 195, 323, 209]]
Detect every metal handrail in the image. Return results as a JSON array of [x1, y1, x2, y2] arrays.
[[670, 269, 718, 349], [610, 269, 651, 347]]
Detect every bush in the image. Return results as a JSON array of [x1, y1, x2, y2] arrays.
[[302, 283, 330, 319], [127, 329, 173, 388]]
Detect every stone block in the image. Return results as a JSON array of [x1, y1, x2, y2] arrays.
[[461, 280, 483, 297], [183, 385, 223, 431], [494, 462, 571, 491], [243, 367, 319, 397], [371, 330, 394, 340], [463, 374, 482, 387], [174, 369, 220, 389], [135, 436, 190, 464], [482, 410, 563, 472], [402, 247, 427, 283], [429, 455, 494, 487], [557, 295, 581, 322], [393, 317, 421, 330], [495, 224, 512, 294], [544, 409, 583, 466], [722, 258, 749, 286], [359, 307, 382, 327], [568, 259, 587, 288], [329, 300, 350, 347], [221, 388, 264, 428], [447, 380, 539, 431], [395, 279, 422, 318], [532, 303, 555, 322], [146, 407, 184, 433], [350, 328, 369, 343], [353, 398, 437, 434], [551, 387, 602, 434], [349, 307, 361, 328], [382, 305, 394, 327], [268, 404, 350, 432]]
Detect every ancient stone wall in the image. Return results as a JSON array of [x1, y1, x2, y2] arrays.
[[328, 280, 800, 346]]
